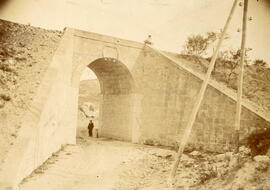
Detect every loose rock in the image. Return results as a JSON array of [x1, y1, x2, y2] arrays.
[[254, 155, 270, 162]]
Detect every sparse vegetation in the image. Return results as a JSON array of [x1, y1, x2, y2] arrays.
[[247, 128, 270, 156], [180, 31, 270, 113], [183, 34, 210, 57], [0, 93, 11, 101], [182, 30, 229, 57], [198, 163, 218, 184], [0, 63, 15, 72]]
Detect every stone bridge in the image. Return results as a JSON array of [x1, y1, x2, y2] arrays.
[[1, 28, 269, 189]]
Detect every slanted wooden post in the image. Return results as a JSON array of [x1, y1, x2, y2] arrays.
[[168, 0, 239, 186], [233, 0, 249, 153]]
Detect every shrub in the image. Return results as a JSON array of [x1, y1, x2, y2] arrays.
[[246, 128, 270, 156], [0, 94, 11, 101], [198, 164, 218, 184], [143, 139, 154, 146], [183, 34, 210, 57], [0, 63, 14, 72]]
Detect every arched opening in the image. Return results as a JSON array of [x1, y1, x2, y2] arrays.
[[77, 57, 136, 141], [77, 67, 100, 138]]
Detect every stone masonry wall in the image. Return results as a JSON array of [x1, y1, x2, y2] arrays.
[[88, 58, 135, 141], [100, 94, 134, 141], [71, 31, 143, 143], [0, 28, 76, 189], [135, 47, 270, 152]]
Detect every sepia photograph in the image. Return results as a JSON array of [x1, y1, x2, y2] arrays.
[[0, 0, 270, 189]]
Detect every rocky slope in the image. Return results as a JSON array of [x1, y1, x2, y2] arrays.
[[78, 79, 100, 104], [0, 19, 62, 169], [77, 79, 101, 135], [114, 145, 270, 190]]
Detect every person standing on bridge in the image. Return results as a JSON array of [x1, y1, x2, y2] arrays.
[[144, 35, 153, 45], [88, 120, 94, 137]]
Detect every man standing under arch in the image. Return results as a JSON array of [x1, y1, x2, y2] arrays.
[[88, 120, 94, 137]]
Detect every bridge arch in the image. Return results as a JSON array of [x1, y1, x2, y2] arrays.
[[88, 57, 136, 95], [80, 57, 139, 142]]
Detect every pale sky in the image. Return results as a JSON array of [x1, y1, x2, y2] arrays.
[[1, 0, 270, 66], [80, 67, 96, 81]]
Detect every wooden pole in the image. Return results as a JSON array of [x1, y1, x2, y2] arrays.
[[233, 0, 249, 153], [169, 0, 239, 186]]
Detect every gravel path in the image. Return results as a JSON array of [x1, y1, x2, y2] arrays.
[[19, 133, 268, 190], [19, 136, 151, 190]]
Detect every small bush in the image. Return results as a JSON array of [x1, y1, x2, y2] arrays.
[[0, 94, 11, 101], [198, 164, 218, 184], [247, 128, 270, 156], [143, 139, 154, 146], [0, 63, 14, 72], [184, 143, 196, 153]]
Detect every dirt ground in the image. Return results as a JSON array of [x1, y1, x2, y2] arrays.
[[19, 139, 135, 190], [18, 129, 270, 190], [19, 129, 190, 190]]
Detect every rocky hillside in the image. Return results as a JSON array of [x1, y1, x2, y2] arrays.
[[77, 79, 100, 132], [0, 19, 62, 169], [78, 79, 100, 104], [78, 79, 100, 120]]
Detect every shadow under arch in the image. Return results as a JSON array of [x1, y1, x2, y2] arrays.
[[84, 57, 139, 142], [88, 57, 136, 95]]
